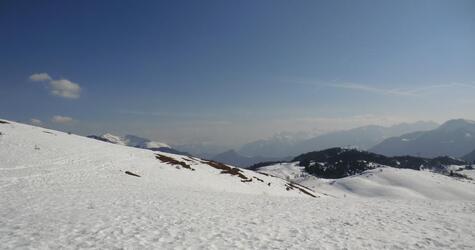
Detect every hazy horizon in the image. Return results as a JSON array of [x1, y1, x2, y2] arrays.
[[1, 0, 474, 147]]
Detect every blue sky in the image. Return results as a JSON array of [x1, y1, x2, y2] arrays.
[[1, 0, 474, 146]]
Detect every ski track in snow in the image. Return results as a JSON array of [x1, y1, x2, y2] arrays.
[[1, 120, 475, 249]]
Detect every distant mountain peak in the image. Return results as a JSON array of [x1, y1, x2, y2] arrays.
[[101, 133, 126, 145], [371, 118, 475, 158], [123, 134, 170, 149], [88, 133, 171, 150], [438, 119, 475, 131]]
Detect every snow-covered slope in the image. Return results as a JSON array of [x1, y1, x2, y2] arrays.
[[310, 167, 475, 200], [0, 120, 315, 198], [258, 162, 475, 200], [2, 119, 475, 249]]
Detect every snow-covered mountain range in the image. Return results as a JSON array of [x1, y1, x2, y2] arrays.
[[238, 121, 438, 158], [371, 119, 475, 158]]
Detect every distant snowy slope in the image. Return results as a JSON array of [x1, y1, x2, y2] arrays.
[[307, 168, 475, 200], [258, 163, 475, 200]]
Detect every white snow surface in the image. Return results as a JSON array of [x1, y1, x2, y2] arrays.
[[1, 120, 475, 249]]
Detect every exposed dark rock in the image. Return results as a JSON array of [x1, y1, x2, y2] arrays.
[[202, 160, 249, 181], [125, 171, 141, 177], [156, 154, 195, 171], [285, 183, 316, 198]]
